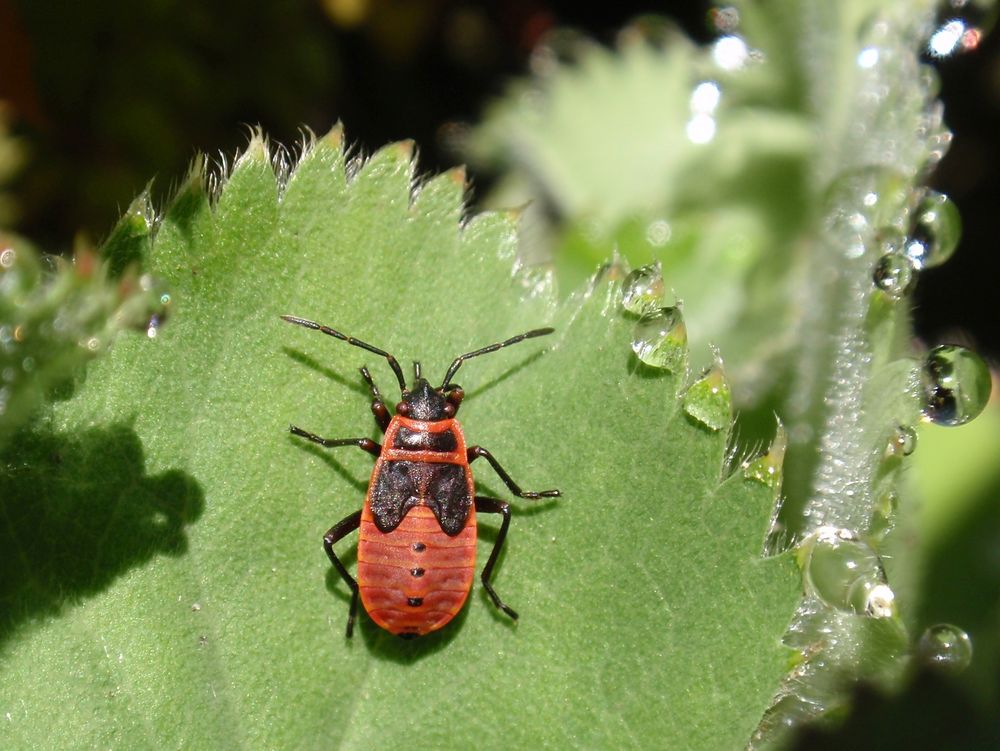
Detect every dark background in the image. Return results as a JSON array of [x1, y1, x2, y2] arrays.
[[1, 1, 996, 362]]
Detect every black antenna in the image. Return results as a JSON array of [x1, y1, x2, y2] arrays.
[[281, 315, 407, 393], [440, 328, 554, 388]]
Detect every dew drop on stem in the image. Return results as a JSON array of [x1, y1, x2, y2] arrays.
[[904, 190, 961, 270], [920, 345, 991, 426], [917, 623, 973, 672], [873, 251, 917, 300], [800, 527, 895, 618]]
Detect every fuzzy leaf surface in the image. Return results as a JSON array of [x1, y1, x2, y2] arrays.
[[0, 133, 798, 749]]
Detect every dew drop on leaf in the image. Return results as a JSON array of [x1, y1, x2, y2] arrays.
[[621, 262, 664, 315], [917, 623, 973, 672], [743, 421, 786, 491], [683, 349, 731, 432], [920, 344, 991, 426], [631, 305, 687, 373]]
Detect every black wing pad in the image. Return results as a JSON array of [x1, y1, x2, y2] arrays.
[[370, 460, 473, 536], [393, 426, 458, 452]]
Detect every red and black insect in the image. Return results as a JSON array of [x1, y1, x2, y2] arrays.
[[282, 315, 560, 638]]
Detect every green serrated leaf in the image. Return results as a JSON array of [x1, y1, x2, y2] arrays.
[[0, 133, 798, 749]]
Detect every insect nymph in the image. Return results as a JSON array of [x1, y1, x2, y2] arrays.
[[283, 315, 560, 638]]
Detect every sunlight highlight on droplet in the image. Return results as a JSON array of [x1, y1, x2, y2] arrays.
[[713, 35, 749, 70], [686, 114, 716, 144]]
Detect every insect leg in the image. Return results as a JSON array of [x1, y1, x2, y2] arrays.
[[290, 425, 381, 457], [359, 367, 390, 432], [475, 496, 518, 620], [467, 446, 560, 498], [324, 510, 363, 637]]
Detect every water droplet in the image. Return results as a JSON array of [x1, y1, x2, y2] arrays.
[[621, 263, 664, 315], [645, 220, 671, 247], [857, 46, 879, 68], [827, 209, 869, 259], [865, 583, 896, 618], [683, 348, 731, 431], [869, 490, 899, 541], [921, 344, 991, 426], [801, 527, 894, 618], [631, 306, 687, 373], [146, 314, 163, 339], [928, 19, 974, 56], [712, 35, 750, 70], [917, 623, 973, 672], [905, 191, 961, 270], [886, 425, 917, 458], [743, 421, 786, 490], [690, 81, 721, 114], [927, 0, 993, 58], [709, 6, 740, 33], [686, 114, 716, 144], [873, 251, 916, 300]]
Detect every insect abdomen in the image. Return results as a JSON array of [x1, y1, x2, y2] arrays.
[[358, 505, 476, 636]]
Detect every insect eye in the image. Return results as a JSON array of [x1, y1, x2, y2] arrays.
[[396, 402, 410, 415], [443, 403, 455, 417]]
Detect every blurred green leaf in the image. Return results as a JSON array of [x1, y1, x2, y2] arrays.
[[0, 222, 167, 449], [470, 0, 957, 745]]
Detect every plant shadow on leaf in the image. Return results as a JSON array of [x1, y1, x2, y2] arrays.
[[0, 422, 204, 650]]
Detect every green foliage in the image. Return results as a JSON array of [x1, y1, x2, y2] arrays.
[[0, 224, 168, 449], [467, 0, 981, 745], [1, 0, 992, 746], [0, 131, 798, 749], [0, 104, 26, 226]]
